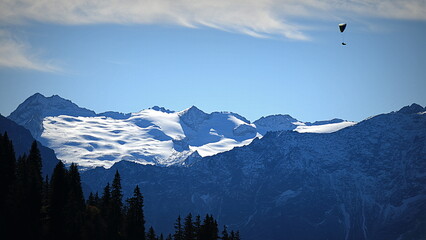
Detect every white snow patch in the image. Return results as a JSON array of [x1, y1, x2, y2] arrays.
[[190, 137, 255, 157], [295, 121, 356, 133]]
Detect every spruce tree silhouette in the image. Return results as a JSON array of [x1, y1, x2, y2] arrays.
[[126, 185, 146, 240]]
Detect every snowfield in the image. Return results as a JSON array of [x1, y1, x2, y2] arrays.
[[9, 93, 356, 169], [41, 108, 355, 168], [40, 107, 263, 168], [294, 121, 356, 133]]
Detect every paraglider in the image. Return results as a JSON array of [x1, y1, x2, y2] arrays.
[[339, 23, 347, 45]]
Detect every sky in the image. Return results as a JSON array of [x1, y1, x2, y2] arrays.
[[0, 0, 425, 122]]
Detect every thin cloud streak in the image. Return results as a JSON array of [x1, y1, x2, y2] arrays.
[[0, 0, 424, 72], [0, 30, 61, 72], [2, 0, 424, 40]]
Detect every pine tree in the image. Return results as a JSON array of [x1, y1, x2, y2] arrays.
[[83, 195, 104, 240], [0, 132, 16, 203], [13, 141, 44, 239], [88, 192, 95, 205], [109, 170, 123, 238], [126, 185, 145, 240], [229, 230, 241, 240], [49, 161, 69, 239], [42, 175, 50, 206], [147, 226, 157, 240], [27, 141, 43, 238], [229, 231, 235, 240], [41, 174, 50, 238], [111, 170, 123, 208], [174, 215, 183, 240], [101, 183, 111, 217], [66, 163, 85, 239], [0, 133, 16, 237], [183, 213, 195, 240], [13, 154, 27, 239], [28, 141, 42, 180], [87, 191, 100, 207], [221, 226, 229, 240], [194, 215, 201, 240], [199, 214, 219, 240], [67, 163, 85, 209], [94, 192, 100, 206], [234, 231, 241, 240], [213, 219, 219, 240]]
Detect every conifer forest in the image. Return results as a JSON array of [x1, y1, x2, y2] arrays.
[[0, 132, 241, 240]]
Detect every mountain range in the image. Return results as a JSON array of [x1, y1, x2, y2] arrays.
[[8, 93, 354, 169], [81, 103, 426, 240], [3, 93, 425, 240]]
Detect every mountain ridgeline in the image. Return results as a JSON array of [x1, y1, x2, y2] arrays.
[[81, 104, 426, 240], [4, 93, 426, 240], [7, 93, 355, 169]]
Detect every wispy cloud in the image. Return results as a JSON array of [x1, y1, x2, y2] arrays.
[[0, 30, 61, 72], [2, 0, 424, 41], [0, 0, 424, 72]]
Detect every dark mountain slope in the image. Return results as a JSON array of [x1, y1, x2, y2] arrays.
[[0, 114, 59, 175], [81, 104, 425, 239]]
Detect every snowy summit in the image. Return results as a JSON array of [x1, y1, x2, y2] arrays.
[[8, 93, 356, 169]]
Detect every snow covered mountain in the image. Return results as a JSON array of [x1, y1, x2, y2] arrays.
[[8, 93, 355, 168], [81, 103, 426, 240], [8, 93, 96, 138]]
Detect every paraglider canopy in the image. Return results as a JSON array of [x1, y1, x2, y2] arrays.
[[339, 23, 347, 33], [339, 23, 347, 45]]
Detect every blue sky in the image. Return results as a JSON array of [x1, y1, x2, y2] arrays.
[[0, 0, 425, 122]]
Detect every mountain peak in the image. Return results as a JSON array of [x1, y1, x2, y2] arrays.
[[18, 93, 73, 108], [254, 114, 298, 126], [26, 93, 69, 103], [187, 105, 204, 113], [10, 93, 95, 117], [253, 114, 299, 135], [179, 106, 209, 128], [23, 92, 49, 105], [179, 105, 208, 118], [8, 93, 96, 138], [29, 92, 45, 99], [397, 103, 425, 114]]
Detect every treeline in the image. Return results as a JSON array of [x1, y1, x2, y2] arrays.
[[0, 132, 240, 240], [171, 213, 240, 240]]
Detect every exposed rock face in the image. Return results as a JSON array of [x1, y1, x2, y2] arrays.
[[253, 114, 298, 135]]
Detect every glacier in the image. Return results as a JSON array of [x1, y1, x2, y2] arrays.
[[8, 93, 355, 169]]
